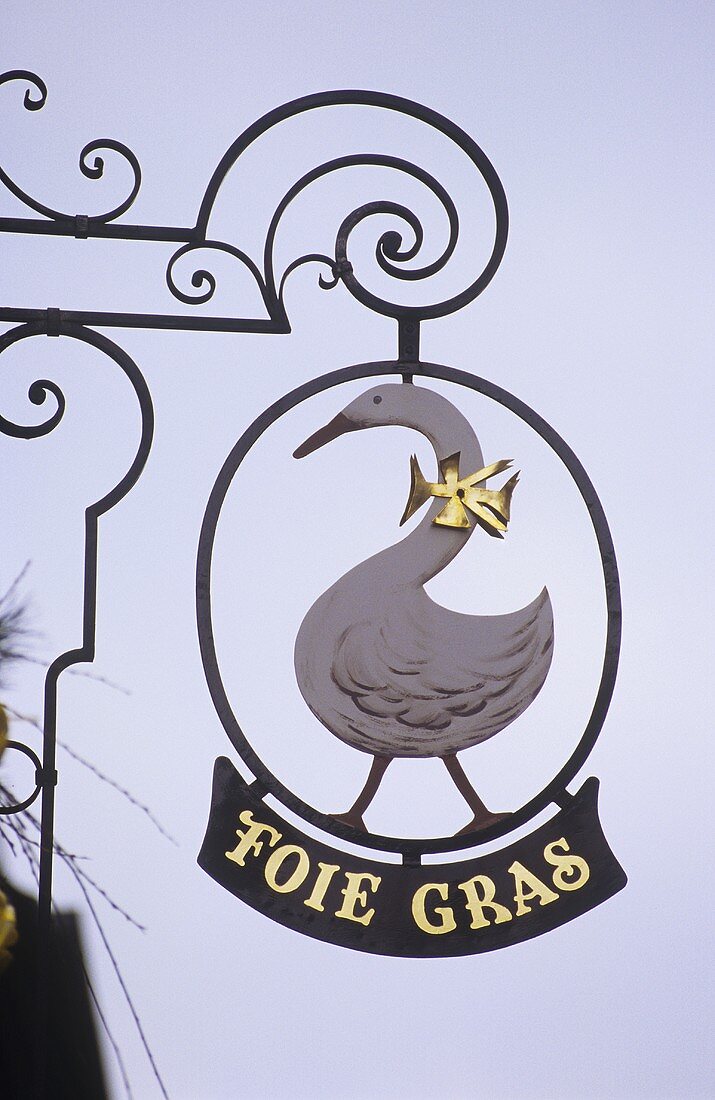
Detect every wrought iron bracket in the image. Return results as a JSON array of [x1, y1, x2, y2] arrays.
[[0, 71, 508, 340]]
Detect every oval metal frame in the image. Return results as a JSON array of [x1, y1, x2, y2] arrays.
[[199, 369, 620, 857], [197, 360, 621, 856]]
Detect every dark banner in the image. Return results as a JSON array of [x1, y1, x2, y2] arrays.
[[198, 757, 626, 957]]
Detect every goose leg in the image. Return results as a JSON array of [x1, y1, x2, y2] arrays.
[[442, 754, 509, 834], [332, 754, 391, 832]]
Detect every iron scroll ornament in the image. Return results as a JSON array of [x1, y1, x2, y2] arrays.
[[0, 71, 142, 227], [1, 72, 507, 335], [196, 360, 622, 859]]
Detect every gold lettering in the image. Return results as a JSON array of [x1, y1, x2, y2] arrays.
[[412, 883, 456, 935], [335, 872, 381, 926], [225, 810, 281, 867], [458, 875, 513, 929], [543, 838, 590, 892], [304, 862, 341, 912], [508, 860, 559, 916], [264, 844, 310, 894]]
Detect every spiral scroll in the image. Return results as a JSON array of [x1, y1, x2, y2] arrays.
[[0, 69, 48, 111], [0, 322, 68, 438], [0, 70, 142, 224], [263, 153, 459, 320], [165, 240, 271, 314], [196, 90, 508, 325], [0, 375, 65, 439]]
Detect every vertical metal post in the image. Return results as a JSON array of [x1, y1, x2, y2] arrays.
[[34, 672, 59, 1098]]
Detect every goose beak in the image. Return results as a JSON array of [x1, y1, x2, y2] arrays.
[[293, 413, 358, 458]]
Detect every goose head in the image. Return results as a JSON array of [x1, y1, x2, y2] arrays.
[[293, 382, 484, 469], [293, 383, 411, 458]]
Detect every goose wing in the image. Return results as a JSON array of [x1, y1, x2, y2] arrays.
[[331, 586, 554, 755]]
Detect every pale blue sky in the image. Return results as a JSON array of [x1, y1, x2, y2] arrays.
[[1, 3, 713, 1098]]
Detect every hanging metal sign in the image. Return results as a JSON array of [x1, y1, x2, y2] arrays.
[[197, 359, 625, 957], [0, 70, 625, 982]]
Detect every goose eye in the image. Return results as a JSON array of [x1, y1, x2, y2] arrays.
[[373, 395, 382, 404]]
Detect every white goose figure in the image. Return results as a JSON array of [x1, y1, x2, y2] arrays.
[[293, 382, 554, 834]]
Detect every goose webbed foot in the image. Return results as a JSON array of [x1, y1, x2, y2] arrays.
[[456, 810, 510, 836], [442, 754, 510, 836], [330, 755, 391, 833], [331, 810, 367, 832]]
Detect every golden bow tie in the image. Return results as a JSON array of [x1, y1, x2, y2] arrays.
[[400, 452, 519, 534]]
